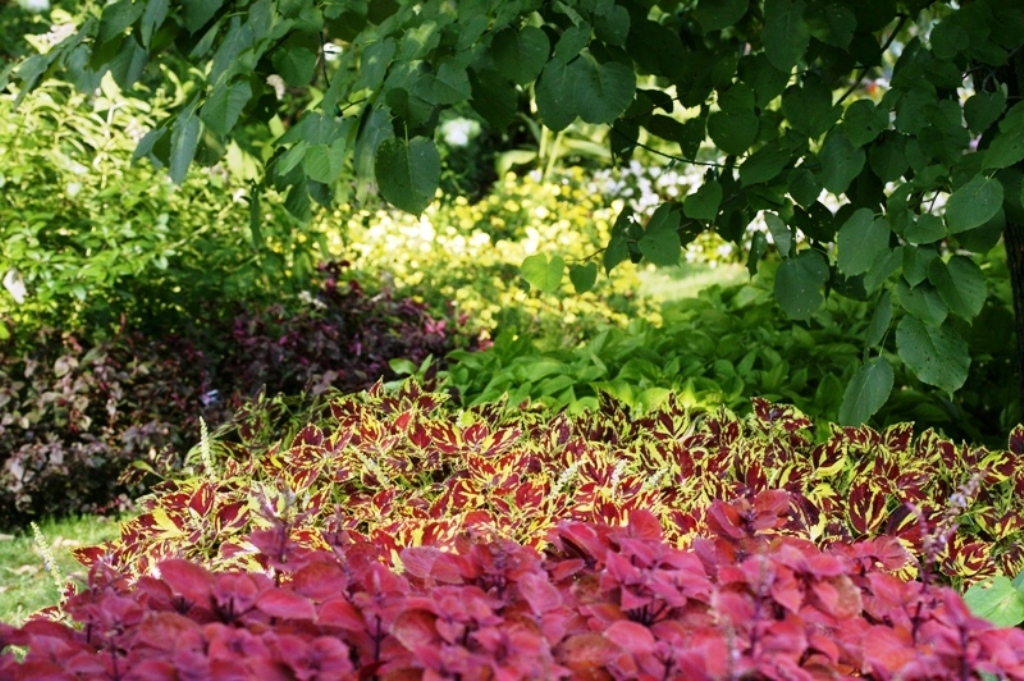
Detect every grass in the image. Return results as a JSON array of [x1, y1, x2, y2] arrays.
[[638, 260, 748, 301], [0, 514, 124, 626]]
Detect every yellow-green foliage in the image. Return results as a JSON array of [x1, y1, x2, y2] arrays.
[[319, 169, 663, 346]]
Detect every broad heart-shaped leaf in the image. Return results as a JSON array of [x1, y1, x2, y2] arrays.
[[683, 179, 723, 221], [817, 131, 865, 194], [535, 59, 575, 131], [375, 137, 440, 215], [169, 98, 201, 185], [740, 139, 792, 186], [838, 357, 894, 426], [896, 280, 948, 327], [569, 262, 598, 293], [905, 214, 946, 245], [694, 0, 748, 31], [638, 203, 681, 266], [708, 110, 758, 156], [414, 58, 471, 106], [571, 57, 636, 125], [929, 256, 986, 320], [964, 576, 1024, 628], [805, 0, 856, 48], [945, 175, 1003, 233], [982, 126, 1024, 170], [842, 100, 889, 147], [200, 80, 252, 137], [896, 315, 969, 392], [965, 87, 1007, 134], [774, 250, 828, 320], [272, 46, 317, 88], [469, 69, 517, 130], [837, 209, 889, 276], [521, 253, 565, 293], [762, 0, 809, 72], [492, 26, 550, 85]]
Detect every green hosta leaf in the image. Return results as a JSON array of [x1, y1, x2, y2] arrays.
[[818, 131, 866, 194], [740, 139, 792, 186], [838, 357, 893, 426], [865, 290, 892, 347], [842, 100, 889, 147], [929, 256, 986, 320], [492, 26, 550, 85], [535, 59, 575, 131], [569, 262, 598, 293], [762, 0, 809, 72], [964, 576, 1024, 628], [572, 57, 636, 125], [775, 250, 828, 320], [169, 98, 201, 185], [201, 80, 252, 137], [683, 179, 723, 221], [521, 254, 565, 293], [837, 209, 888, 276], [694, 0, 748, 32], [764, 212, 792, 257], [945, 175, 1004, 233], [375, 137, 441, 215], [965, 87, 1007, 134], [896, 280, 948, 327], [905, 214, 946, 245], [638, 203, 681, 266], [707, 110, 758, 156], [896, 316, 969, 392]]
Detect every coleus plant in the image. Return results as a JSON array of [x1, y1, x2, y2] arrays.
[[4, 500, 1024, 680], [76, 381, 1024, 587]]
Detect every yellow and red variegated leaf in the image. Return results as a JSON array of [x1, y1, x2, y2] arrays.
[[941, 535, 997, 582], [847, 483, 888, 536], [998, 542, 1024, 578]]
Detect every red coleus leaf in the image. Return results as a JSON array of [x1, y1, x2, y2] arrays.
[[291, 560, 349, 601], [318, 597, 365, 631], [557, 632, 620, 678], [256, 588, 317, 620], [399, 546, 466, 585], [158, 558, 214, 607], [518, 571, 563, 616]]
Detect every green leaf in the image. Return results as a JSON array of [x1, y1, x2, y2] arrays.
[[905, 214, 946, 245], [707, 110, 758, 156], [983, 126, 1024, 170], [415, 57, 471, 105], [964, 576, 1024, 628], [818, 131, 866, 194], [303, 138, 347, 184], [571, 57, 636, 125], [869, 132, 909, 182], [594, 5, 630, 46], [638, 203, 681, 266], [842, 100, 888, 147], [248, 187, 263, 249], [469, 69, 517, 130], [788, 168, 821, 207], [374, 137, 441, 215], [272, 46, 317, 87], [865, 290, 892, 347], [683, 179, 723, 221], [747, 231, 768, 275], [140, 0, 169, 48], [896, 280, 948, 327], [169, 98, 201, 185], [98, 0, 145, 45], [837, 209, 888, 276], [762, 0, 809, 72], [774, 250, 828, 320], [945, 175, 1004, 233], [356, 39, 396, 90], [492, 26, 550, 85], [694, 0, 748, 32], [764, 212, 792, 257], [965, 87, 1007, 134], [535, 59, 576, 131], [554, 23, 591, 63], [570, 262, 598, 293], [182, 0, 222, 33], [200, 80, 252, 137], [740, 139, 792, 186], [929, 256, 986, 320], [521, 254, 565, 293], [896, 316, 969, 392], [838, 358, 893, 426], [805, 1, 856, 48], [863, 248, 901, 294]]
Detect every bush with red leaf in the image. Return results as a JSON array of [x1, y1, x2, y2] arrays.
[[4, 494, 1024, 680]]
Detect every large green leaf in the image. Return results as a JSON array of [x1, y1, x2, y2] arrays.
[[805, 1, 856, 48], [638, 203, 681, 266], [569, 262, 598, 293], [535, 59, 576, 131], [708, 110, 758, 156], [983, 116, 1024, 169], [965, 87, 1007, 134], [272, 46, 317, 87], [818, 131, 865, 194], [964, 577, 1024, 628], [764, 212, 792, 257], [374, 137, 441, 215], [98, 0, 145, 45], [838, 357, 894, 426], [694, 0, 748, 32], [896, 316, 969, 392], [945, 175, 1004, 233], [904, 214, 946, 245], [774, 250, 828, 320], [414, 58, 471, 105], [140, 0, 169, 48], [572, 57, 636, 125], [740, 139, 792, 186], [169, 98, 201, 185], [896, 280, 948, 327], [842, 100, 888, 147], [762, 0, 809, 72], [929, 256, 986, 320], [492, 26, 550, 85], [865, 290, 892, 347], [683, 179, 723, 221], [469, 69, 517, 130], [837, 209, 889, 276], [200, 80, 252, 137], [521, 254, 565, 293]]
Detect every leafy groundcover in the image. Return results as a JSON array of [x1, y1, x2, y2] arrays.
[[4, 503, 1024, 680]]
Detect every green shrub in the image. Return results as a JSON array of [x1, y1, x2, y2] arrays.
[[77, 381, 1024, 588]]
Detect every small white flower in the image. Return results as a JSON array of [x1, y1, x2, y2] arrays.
[[266, 75, 286, 100], [3, 269, 27, 304]]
